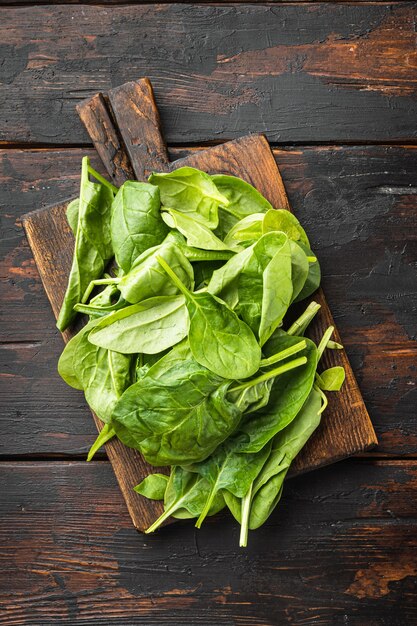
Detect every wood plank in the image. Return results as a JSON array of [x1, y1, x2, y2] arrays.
[[108, 78, 169, 179], [77, 93, 134, 186], [0, 460, 416, 624], [2, 145, 416, 457], [1, 4, 416, 145]]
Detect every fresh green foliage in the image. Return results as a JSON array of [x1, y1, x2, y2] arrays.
[[162, 209, 232, 251], [134, 473, 169, 500], [316, 366, 346, 391], [57, 157, 115, 331], [57, 161, 346, 546], [157, 255, 261, 379], [88, 295, 189, 354], [116, 241, 193, 304], [149, 167, 229, 229], [111, 181, 168, 273], [112, 343, 242, 465], [208, 232, 293, 345]]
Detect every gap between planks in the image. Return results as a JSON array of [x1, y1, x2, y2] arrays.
[[2, 140, 417, 151]]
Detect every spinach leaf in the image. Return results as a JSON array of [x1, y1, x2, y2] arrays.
[[145, 466, 220, 533], [134, 473, 169, 500], [289, 240, 309, 302], [74, 283, 127, 319], [86, 423, 116, 462], [237, 330, 318, 453], [293, 241, 321, 303], [189, 434, 272, 528], [57, 157, 115, 331], [118, 241, 194, 305], [223, 213, 265, 249], [57, 322, 92, 390], [111, 181, 168, 273], [157, 256, 262, 379], [208, 232, 293, 345], [262, 209, 309, 246], [246, 387, 322, 533], [162, 209, 232, 251], [316, 366, 345, 391], [149, 166, 229, 229], [112, 347, 242, 465], [88, 295, 189, 355], [66, 198, 79, 235], [212, 175, 272, 238]]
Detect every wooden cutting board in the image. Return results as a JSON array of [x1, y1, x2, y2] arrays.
[[22, 78, 377, 532]]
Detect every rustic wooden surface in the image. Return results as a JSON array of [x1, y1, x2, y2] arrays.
[[1, 1, 417, 623]]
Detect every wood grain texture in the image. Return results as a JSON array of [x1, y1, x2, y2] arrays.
[[77, 93, 134, 186], [1, 4, 416, 145], [108, 79, 169, 179], [2, 145, 416, 458], [0, 460, 416, 625]]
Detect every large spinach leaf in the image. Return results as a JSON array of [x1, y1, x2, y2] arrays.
[[111, 181, 168, 273], [237, 330, 318, 452], [88, 295, 188, 355], [118, 242, 193, 304], [112, 346, 241, 465], [57, 157, 115, 331]]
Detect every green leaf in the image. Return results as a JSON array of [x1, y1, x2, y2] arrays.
[[145, 467, 214, 532], [112, 345, 242, 465], [316, 366, 345, 391], [149, 167, 229, 229], [262, 209, 309, 246], [118, 241, 194, 305], [208, 232, 293, 346], [87, 423, 116, 462], [134, 473, 169, 500], [88, 295, 189, 355], [157, 256, 262, 379], [111, 181, 168, 273], [162, 209, 232, 251], [212, 174, 272, 238], [66, 198, 79, 235], [248, 387, 322, 530], [237, 330, 318, 453], [57, 157, 115, 331]]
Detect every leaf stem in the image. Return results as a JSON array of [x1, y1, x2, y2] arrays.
[[81, 278, 120, 304], [87, 163, 119, 195], [317, 326, 334, 361], [156, 255, 191, 299], [287, 301, 321, 336], [230, 356, 307, 394], [260, 340, 306, 368], [239, 483, 253, 548], [195, 486, 216, 529], [145, 503, 177, 534]]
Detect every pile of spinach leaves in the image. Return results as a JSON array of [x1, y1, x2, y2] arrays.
[[58, 160, 345, 545]]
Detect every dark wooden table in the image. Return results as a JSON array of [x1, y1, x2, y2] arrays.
[[1, 3, 417, 624]]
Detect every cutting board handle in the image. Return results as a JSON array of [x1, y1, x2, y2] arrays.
[[77, 78, 169, 183]]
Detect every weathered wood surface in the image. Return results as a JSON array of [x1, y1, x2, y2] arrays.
[[1, 4, 416, 145], [2, 145, 416, 459], [1, 460, 416, 625]]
